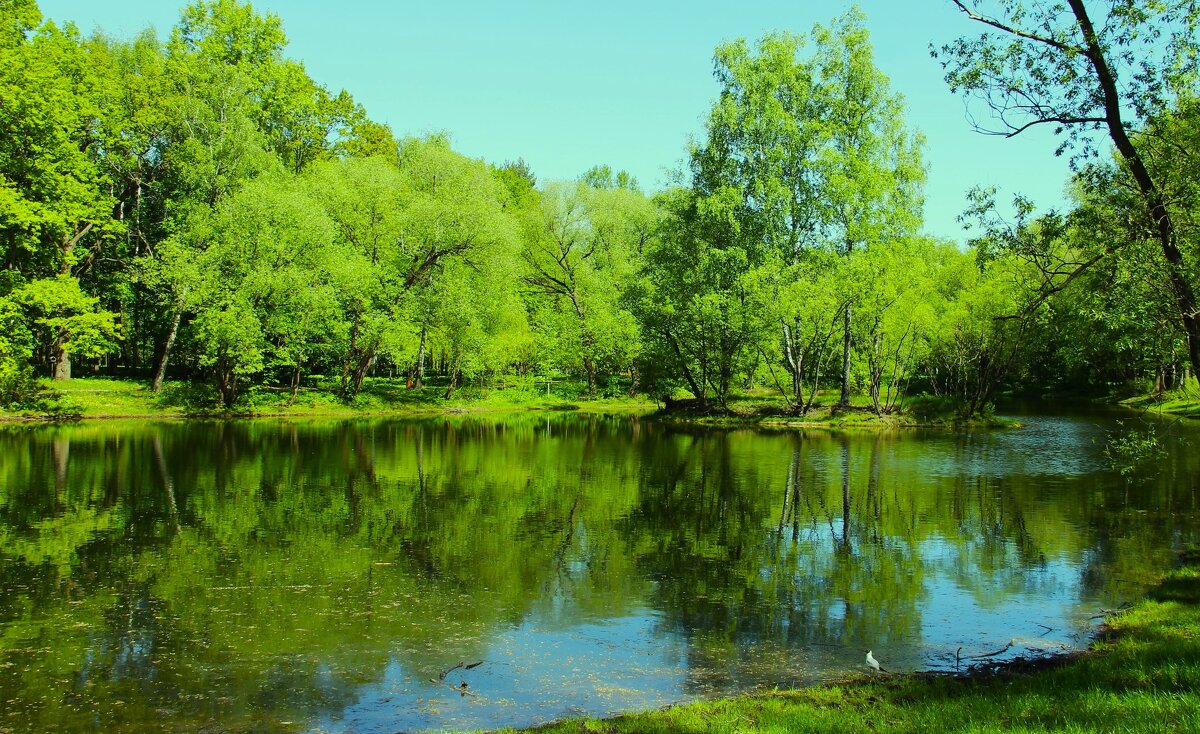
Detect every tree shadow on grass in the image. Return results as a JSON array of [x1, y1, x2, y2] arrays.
[[155, 381, 221, 413]]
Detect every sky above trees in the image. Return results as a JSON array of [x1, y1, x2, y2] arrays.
[[35, 0, 1091, 242]]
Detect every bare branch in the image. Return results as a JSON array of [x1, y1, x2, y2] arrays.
[[950, 0, 1087, 55], [995, 249, 1109, 321]]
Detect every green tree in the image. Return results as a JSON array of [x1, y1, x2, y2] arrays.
[[162, 173, 338, 406], [811, 9, 925, 406], [12, 276, 121, 380], [854, 236, 940, 415], [938, 0, 1200, 380], [0, 277, 35, 405], [634, 187, 767, 411], [923, 248, 1025, 418], [521, 180, 649, 395], [755, 250, 849, 413]]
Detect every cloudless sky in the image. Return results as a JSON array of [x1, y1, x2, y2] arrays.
[[38, 0, 1090, 242]]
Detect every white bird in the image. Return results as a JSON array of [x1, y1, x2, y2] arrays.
[[866, 650, 886, 672]]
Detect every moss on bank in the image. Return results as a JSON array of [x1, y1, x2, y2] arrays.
[[512, 551, 1200, 734]]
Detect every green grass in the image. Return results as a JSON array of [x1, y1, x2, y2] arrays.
[[1120, 380, 1200, 419], [0, 375, 655, 421], [656, 388, 1014, 429], [512, 551, 1200, 734], [0, 378, 1012, 428]]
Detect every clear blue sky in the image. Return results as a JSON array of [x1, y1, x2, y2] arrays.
[[38, 0, 1086, 242]]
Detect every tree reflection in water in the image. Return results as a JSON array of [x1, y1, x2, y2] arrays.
[[0, 413, 1197, 732]]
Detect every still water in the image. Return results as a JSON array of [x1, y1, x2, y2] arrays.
[[0, 409, 1198, 732]]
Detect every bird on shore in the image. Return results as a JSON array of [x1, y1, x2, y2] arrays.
[[866, 650, 887, 672]]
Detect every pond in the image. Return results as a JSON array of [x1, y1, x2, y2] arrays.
[[1, 408, 1198, 732]]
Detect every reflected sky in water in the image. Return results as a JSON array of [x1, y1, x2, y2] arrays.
[[0, 409, 1198, 732]]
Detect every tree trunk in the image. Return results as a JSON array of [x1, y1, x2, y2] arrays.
[[53, 331, 71, 382], [414, 325, 427, 390], [351, 352, 373, 396], [151, 310, 182, 393], [215, 358, 238, 409], [839, 305, 852, 407], [666, 330, 706, 404], [583, 355, 597, 397], [781, 320, 805, 413], [1066, 0, 1200, 381], [288, 365, 301, 405]]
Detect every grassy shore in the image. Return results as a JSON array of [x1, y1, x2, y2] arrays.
[[0, 377, 1002, 427], [0, 376, 654, 421], [1120, 382, 1200, 419], [515, 552, 1200, 734], [652, 389, 1016, 429]]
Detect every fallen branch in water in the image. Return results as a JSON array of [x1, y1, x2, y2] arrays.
[[437, 662, 463, 681], [1090, 601, 1135, 620], [968, 640, 1015, 659], [428, 660, 485, 697], [425, 680, 478, 698]]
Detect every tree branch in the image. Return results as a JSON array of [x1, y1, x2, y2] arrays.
[[950, 0, 1087, 55], [995, 249, 1108, 321], [1002, 116, 1108, 138]]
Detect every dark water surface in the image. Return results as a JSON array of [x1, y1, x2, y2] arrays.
[[1, 409, 1198, 732]]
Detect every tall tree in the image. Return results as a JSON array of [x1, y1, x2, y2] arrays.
[[521, 180, 649, 396], [0, 15, 129, 379], [667, 12, 923, 411], [937, 0, 1200, 379], [811, 9, 925, 406]]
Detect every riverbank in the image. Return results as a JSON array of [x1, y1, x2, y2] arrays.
[[0, 378, 1001, 427], [516, 551, 1200, 734], [0, 377, 655, 422], [652, 391, 1016, 429], [1120, 384, 1200, 419]]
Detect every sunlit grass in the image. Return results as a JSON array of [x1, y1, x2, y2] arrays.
[[1121, 378, 1200, 418], [0, 375, 654, 420], [1, 375, 1006, 426], [511, 554, 1200, 734]]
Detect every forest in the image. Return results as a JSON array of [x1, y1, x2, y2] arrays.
[[1, 0, 1198, 418]]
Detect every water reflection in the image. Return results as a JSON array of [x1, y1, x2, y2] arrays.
[[0, 412, 1197, 732]]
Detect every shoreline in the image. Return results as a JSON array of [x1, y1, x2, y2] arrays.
[[512, 550, 1199, 733], [0, 404, 1015, 430], [0, 377, 1013, 429]]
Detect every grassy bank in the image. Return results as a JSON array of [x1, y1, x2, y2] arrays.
[[0, 376, 654, 421], [1120, 382, 1200, 419], [653, 389, 1015, 429], [516, 551, 1200, 734], [1, 378, 1008, 428]]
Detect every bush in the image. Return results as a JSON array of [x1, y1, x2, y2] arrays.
[[0, 361, 40, 409]]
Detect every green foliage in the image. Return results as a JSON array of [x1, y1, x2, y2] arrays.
[[936, 0, 1200, 163], [522, 180, 651, 394], [192, 299, 262, 407], [0, 17, 118, 276], [938, 0, 1200, 388], [12, 275, 120, 359], [0, 0, 40, 48], [0, 294, 35, 406], [0, 0, 1192, 413], [921, 247, 1024, 417], [1104, 422, 1168, 477]]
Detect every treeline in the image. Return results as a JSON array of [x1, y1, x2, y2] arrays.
[[1, 0, 1197, 416]]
